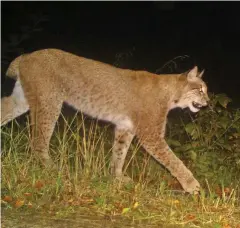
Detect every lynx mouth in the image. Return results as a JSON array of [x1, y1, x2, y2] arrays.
[[192, 101, 202, 109]]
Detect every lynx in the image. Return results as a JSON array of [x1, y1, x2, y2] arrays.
[[1, 49, 209, 194]]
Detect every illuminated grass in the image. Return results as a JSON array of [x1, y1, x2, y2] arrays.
[[1, 114, 240, 227]]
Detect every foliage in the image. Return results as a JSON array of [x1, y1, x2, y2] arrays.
[[167, 93, 240, 187]]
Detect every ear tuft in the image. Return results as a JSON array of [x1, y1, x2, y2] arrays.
[[187, 66, 198, 81], [198, 69, 205, 78]]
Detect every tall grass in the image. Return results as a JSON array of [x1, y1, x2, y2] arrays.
[[1, 111, 240, 227]]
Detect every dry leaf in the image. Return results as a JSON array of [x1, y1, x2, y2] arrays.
[[79, 197, 94, 203], [223, 224, 231, 228], [27, 201, 33, 208], [24, 192, 32, 197], [173, 200, 180, 204], [3, 195, 13, 202], [15, 199, 24, 208], [167, 199, 180, 205], [224, 187, 231, 194], [133, 202, 139, 209], [68, 198, 74, 203], [34, 180, 44, 190], [185, 214, 196, 221]]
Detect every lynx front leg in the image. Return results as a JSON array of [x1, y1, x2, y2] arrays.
[[140, 136, 200, 194], [110, 128, 134, 177]]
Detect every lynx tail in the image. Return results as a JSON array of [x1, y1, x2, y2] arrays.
[[6, 55, 26, 79]]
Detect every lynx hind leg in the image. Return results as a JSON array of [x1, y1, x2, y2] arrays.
[[110, 127, 134, 179], [1, 80, 29, 126], [138, 130, 200, 194], [28, 96, 62, 167]]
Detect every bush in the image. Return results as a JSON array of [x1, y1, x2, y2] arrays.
[[167, 93, 240, 186]]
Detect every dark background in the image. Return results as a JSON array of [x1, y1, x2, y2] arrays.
[[1, 2, 240, 106]]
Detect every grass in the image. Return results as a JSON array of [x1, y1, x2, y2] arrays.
[[1, 113, 240, 228]]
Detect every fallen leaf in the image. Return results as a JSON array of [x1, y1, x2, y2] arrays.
[[223, 224, 231, 228], [122, 207, 131, 214], [185, 214, 196, 221], [68, 198, 74, 203], [79, 197, 94, 203], [3, 195, 13, 202], [24, 192, 32, 197], [133, 202, 139, 209], [27, 201, 33, 208], [167, 199, 180, 205], [15, 199, 24, 208], [215, 187, 232, 197], [215, 187, 222, 197], [173, 200, 180, 204], [224, 187, 231, 194], [34, 180, 44, 190]]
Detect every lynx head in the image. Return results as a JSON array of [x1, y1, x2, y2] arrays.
[[174, 66, 210, 113]]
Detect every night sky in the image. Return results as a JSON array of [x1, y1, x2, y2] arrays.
[[1, 2, 240, 106]]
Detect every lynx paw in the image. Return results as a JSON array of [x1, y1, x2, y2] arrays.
[[115, 175, 133, 184], [180, 177, 200, 194], [39, 156, 57, 170]]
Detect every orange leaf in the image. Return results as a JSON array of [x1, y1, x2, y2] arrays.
[[27, 202, 33, 208], [3, 195, 13, 202], [34, 180, 44, 190], [185, 214, 196, 221], [215, 187, 222, 197], [24, 192, 32, 197], [224, 187, 231, 194], [68, 198, 74, 203], [15, 199, 24, 208], [223, 224, 231, 228], [79, 197, 94, 203]]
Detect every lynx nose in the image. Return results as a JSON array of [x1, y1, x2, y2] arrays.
[[203, 94, 210, 106]]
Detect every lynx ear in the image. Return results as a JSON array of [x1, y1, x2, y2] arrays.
[[198, 69, 205, 78], [187, 66, 198, 81]]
